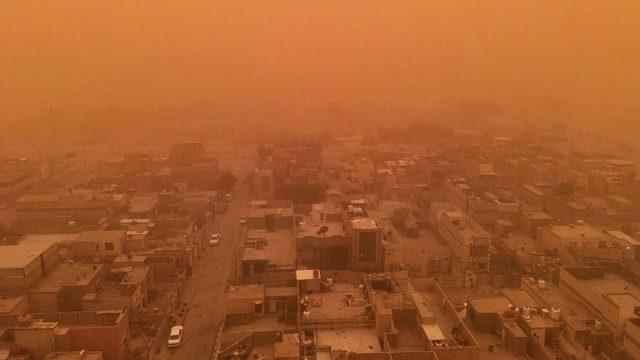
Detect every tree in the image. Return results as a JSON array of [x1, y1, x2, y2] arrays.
[[217, 171, 237, 193]]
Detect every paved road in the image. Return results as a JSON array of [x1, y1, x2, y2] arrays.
[[157, 181, 248, 360]]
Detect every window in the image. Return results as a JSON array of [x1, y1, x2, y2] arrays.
[[104, 242, 115, 251]]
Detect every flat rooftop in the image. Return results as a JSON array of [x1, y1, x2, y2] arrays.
[[0, 235, 63, 269], [351, 218, 378, 231], [550, 224, 607, 241], [242, 230, 295, 266], [305, 283, 369, 323], [578, 272, 640, 299], [296, 221, 345, 239], [316, 328, 381, 353], [501, 289, 538, 308], [566, 271, 640, 323], [33, 263, 102, 292], [128, 195, 158, 214], [469, 296, 512, 314]]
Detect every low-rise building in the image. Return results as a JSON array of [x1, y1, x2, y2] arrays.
[[29, 262, 103, 313], [12, 310, 128, 360], [245, 204, 294, 231], [14, 192, 120, 233], [0, 236, 62, 294], [297, 221, 348, 270], [63, 231, 125, 260], [237, 229, 296, 284], [539, 223, 622, 264], [225, 284, 265, 325], [82, 265, 153, 314], [560, 267, 640, 334]]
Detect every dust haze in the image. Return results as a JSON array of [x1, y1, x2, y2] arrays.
[[1, 1, 639, 146]]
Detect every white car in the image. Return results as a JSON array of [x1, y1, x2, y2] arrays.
[[209, 233, 221, 246], [167, 325, 184, 348]]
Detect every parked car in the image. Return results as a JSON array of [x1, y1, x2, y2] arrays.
[[209, 233, 221, 246], [167, 325, 184, 348]]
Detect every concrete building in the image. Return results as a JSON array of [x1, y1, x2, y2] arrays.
[[123, 224, 151, 253], [29, 262, 103, 313], [559, 266, 640, 357], [82, 265, 153, 314], [237, 229, 296, 284], [12, 310, 128, 360], [14, 193, 118, 233], [134, 247, 192, 282], [348, 218, 384, 272], [66, 231, 125, 260], [467, 190, 520, 229], [433, 208, 491, 278], [245, 204, 294, 231], [0, 236, 62, 295], [296, 221, 348, 270], [225, 284, 265, 325], [539, 223, 622, 264]]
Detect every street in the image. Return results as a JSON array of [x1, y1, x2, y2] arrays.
[[155, 179, 249, 360]]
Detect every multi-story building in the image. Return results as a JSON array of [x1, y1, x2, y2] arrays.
[[347, 218, 384, 272], [0, 235, 63, 295], [12, 310, 129, 360], [539, 223, 623, 264], [433, 207, 491, 281], [29, 262, 104, 313], [14, 192, 122, 233]]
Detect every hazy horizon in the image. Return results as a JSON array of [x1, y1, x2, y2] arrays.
[[2, 1, 639, 134]]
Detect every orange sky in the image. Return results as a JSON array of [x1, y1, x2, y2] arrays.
[[1, 1, 639, 125]]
